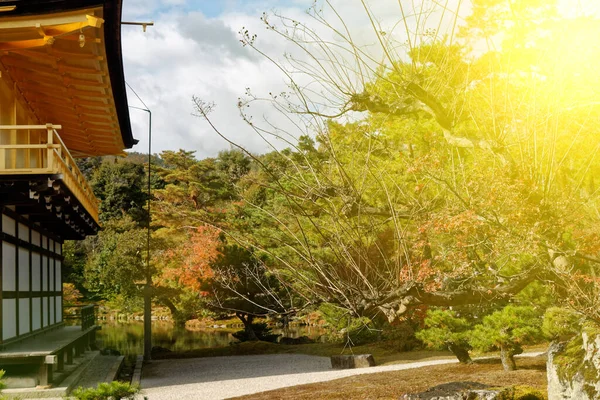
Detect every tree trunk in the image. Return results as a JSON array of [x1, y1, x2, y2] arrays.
[[447, 342, 472, 364], [500, 343, 522, 371], [159, 297, 186, 328], [370, 314, 388, 342], [236, 312, 258, 341]]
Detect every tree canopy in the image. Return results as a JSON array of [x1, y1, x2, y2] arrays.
[[191, 0, 600, 327], [66, 1, 600, 351]]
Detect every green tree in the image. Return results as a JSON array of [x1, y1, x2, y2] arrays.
[[63, 240, 89, 295], [215, 149, 251, 191], [83, 217, 149, 302], [90, 159, 149, 226], [83, 216, 210, 324], [153, 150, 227, 225], [318, 303, 380, 346], [204, 244, 297, 341], [151, 149, 267, 327], [75, 156, 102, 180], [470, 305, 543, 371], [416, 309, 473, 363]]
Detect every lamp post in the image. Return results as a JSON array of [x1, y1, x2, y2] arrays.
[[122, 17, 155, 363], [128, 86, 153, 362]]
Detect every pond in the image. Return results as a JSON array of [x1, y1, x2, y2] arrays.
[[96, 321, 327, 356]]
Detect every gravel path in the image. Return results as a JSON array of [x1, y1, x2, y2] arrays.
[[140, 352, 544, 400]]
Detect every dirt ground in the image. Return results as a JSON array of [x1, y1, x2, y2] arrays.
[[232, 355, 548, 400]]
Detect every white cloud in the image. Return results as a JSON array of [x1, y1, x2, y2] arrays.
[[121, 0, 469, 159], [122, 2, 321, 158]]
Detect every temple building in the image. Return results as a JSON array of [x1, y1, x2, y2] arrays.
[[0, 0, 135, 388]]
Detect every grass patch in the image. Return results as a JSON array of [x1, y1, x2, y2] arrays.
[[230, 356, 548, 400]]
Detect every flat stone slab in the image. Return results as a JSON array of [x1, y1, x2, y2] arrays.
[[3, 374, 37, 389], [399, 382, 545, 400], [330, 354, 376, 369]]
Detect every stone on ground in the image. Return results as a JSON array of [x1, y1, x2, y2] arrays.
[[330, 354, 376, 369], [400, 382, 546, 400]]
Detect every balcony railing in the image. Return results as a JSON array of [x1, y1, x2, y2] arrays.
[[80, 305, 97, 331], [0, 124, 99, 223], [63, 305, 98, 331]]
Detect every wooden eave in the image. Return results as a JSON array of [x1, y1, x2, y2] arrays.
[[0, 5, 134, 157]]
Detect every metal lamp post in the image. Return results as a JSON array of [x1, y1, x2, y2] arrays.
[[129, 90, 153, 362], [123, 18, 155, 363]]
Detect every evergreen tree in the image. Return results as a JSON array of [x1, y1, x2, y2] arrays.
[[470, 306, 543, 371], [416, 309, 473, 363]]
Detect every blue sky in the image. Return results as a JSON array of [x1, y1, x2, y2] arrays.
[[123, 0, 308, 20], [191, 1, 224, 17]]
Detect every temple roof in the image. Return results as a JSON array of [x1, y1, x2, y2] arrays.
[[0, 0, 135, 156]]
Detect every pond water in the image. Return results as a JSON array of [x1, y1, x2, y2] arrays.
[[96, 321, 326, 356]]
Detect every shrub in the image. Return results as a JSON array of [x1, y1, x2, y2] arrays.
[[382, 322, 420, 351], [542, 307, 581, 341], [63, 282, 84, 305], [0, 369, 6, 400], [71, 381, 140, 400], [415, 309, 473, 363], [470, 305, 543, 371]]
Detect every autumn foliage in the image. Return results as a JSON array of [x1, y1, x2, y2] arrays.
[[161, 226, 221, 293]]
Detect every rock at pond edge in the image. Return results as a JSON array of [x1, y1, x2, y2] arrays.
[[330, 354, 376, 369]]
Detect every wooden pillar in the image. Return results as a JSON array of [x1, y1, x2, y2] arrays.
[[89, 329, 96, 348], [74, 339, 82, 357], [66, 346, 73, 364], [56, 351, 64, 372], [46, 125, 54, 172], [0, 142, 5, 169], [38, 364, 52, 387], [39, 355, 56, 387]]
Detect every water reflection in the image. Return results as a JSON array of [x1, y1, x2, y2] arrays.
[[97, 321, 326, 356]]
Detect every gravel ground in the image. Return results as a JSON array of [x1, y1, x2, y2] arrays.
[[140, 352, 544, 400]]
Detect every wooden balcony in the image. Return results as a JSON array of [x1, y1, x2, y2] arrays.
[[0, 325, 98, 387], [0, 124, 99, 238]]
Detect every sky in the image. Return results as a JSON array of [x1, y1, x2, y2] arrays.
[[120, 0, 467, 159], [120, 0, 600, 159], [121, 0, 310, 158]]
